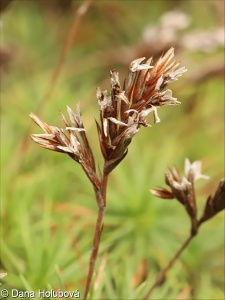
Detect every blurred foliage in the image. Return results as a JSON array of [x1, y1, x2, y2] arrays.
[[0, 0, 224, 299]]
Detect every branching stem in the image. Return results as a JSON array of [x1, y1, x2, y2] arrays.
[[83, 173, 108, 300], [142, 232, 197, 300]]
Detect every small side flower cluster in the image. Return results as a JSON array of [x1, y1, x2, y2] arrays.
[[150, 159, 225, 234], [96, 47, 187, 174], [200, 178, 225, 223], [30, 105, 100, 190], [30, 48, 186, 181]]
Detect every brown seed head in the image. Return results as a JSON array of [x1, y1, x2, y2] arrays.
[[96, 48, 186, 174]]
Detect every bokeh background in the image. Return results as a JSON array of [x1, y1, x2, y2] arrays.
[[1, 0, 224, 299]]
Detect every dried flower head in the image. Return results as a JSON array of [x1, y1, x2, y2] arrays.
[[30, 48, 186, 177], [199, 179, 225, 223], [184, 158, 209, 182], [30, 104, 100, 190], [150, 159, 224, 234], [96, 47, 186, 174], [150, 159, 209, 234], [150, 159, 209, 200], [30, 49, 186, 297]]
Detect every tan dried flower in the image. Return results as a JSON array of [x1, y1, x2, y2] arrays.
[[200, 179, 225, 223], [150, 159, 224, 234], [150, 159, 209, 234], [30, 104, 100, 190], [30, 48, 186, 177], [184, 158, 209, 182], [96, 47, 186, 174], [150, 159, 209, 201], [30, 49, 187, 297]]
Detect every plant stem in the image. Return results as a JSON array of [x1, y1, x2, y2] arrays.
[[83, 173, 108, 300], [142, 233, 196, 300]]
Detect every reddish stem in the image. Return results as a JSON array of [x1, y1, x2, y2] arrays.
[[142, 233, 196, 300], [83, 173, 108, 300]]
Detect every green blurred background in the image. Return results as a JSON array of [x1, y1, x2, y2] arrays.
[[1, 0, 224, 299]]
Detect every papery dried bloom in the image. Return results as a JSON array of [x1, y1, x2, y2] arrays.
[[31, 48, 186, 177], [184, 158, 209, 182], [30, 104, 100, 190], [150, 187, 174, 199], [30, 105, 84, 160], [150, 159, 225, 233], [30, 49, 186, 299], [199, 179, 225, 223], [150, 159, 209, 223], [96, 48, 186, 174]]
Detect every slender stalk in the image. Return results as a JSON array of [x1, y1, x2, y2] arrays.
[[142, 233, 197, 300], [101, 172, 109, 206], [83, 173, 108, 300]]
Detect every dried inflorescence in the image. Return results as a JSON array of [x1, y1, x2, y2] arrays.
[[199, 179, 225, 223], [30, 48, 186, 181], [150, 159, 225, 234], [30, 105, 100, 190], [96, 47, 186, 174], [29, 48, 224, 298]]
